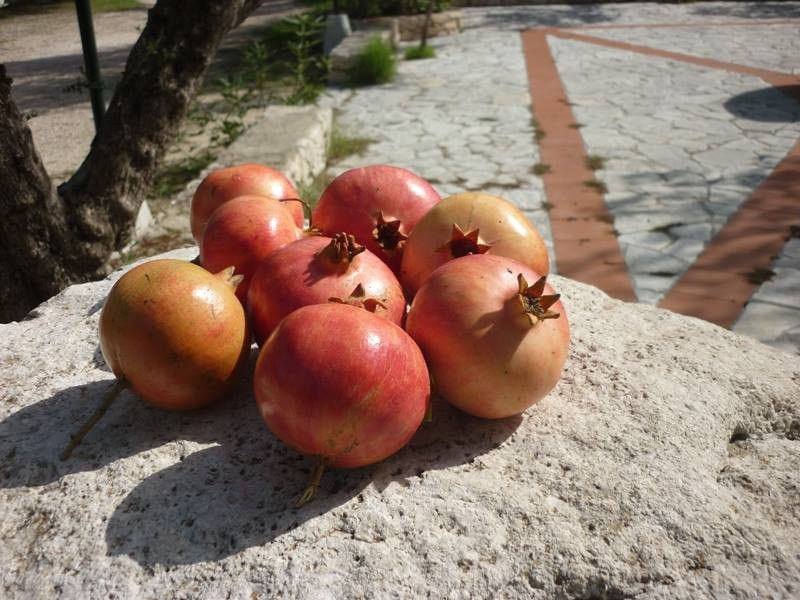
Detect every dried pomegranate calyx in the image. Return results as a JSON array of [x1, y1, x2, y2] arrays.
[[517, 273, 560, 325], [437, 224, 491, 258], [328, 283, 388, 313], [317, 233, 366, 266], [372, 211, 408, 252], [215, 266, 245, 292]]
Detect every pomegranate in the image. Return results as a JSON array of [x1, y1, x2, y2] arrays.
[[62, 260, 250, 460], [312, 165, 440, 276], [400, 192, 550, 297], [190, 163, 303, 239], [99, 259, 250, 411], [200, 195, 302, 302], [406, 254, 569, 419], [247, 233, 406, 345], [254, 302, 429, 501]]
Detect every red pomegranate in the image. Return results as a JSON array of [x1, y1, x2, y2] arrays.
[[406, 254, 569, 419], [247, 233, 406, 345], [254, 303, 429, 475], [190, 163, 303, 239], [312, 165, 440, 276], [99, 259, 250, 411], [199, 195, 302, 302], [401, 192, 550, 297]]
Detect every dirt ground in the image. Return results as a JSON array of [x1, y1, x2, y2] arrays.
[[1, 0, 302, 182]]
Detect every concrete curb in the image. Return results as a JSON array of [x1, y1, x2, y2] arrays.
[[177, 105, 333, 206]]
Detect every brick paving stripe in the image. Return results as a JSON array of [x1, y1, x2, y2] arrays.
[[660, 139, 800, 327], [521, 28, 637, 302]]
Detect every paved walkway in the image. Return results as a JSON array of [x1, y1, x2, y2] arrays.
[[320, 1, 800, 355]]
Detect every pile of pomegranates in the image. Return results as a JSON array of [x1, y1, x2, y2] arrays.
[[67, 162, 570, 504]]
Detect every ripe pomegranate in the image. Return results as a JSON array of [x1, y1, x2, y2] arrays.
[[190, 163, 303, 239], [99, 259, 250, 411], [400, 192, 550, 297], [254, 302, 429, 501], [406, 254, 569, 419], [200, 195, 302, 303], [247, 233, 406, 345], [312, 165, 440, 276]]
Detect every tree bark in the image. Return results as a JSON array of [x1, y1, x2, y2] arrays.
[[0, 0, 262, 323], [0, 67, 71, 321]]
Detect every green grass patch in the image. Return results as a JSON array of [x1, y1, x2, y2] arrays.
[[349, 37, 396, 86], [743, 267, 776, 285], [149, 151, 214, 199], [328, 129, 373, 164], [531, 163, 551, 176], [532, 118, 546, 142], [583, 178, 608, 194], [649, 222, 681, 235], [404, 45, 436, 60], [299, 172, 333, 209], [1, 0, 141, 19], [585, 154, 606, 171], [91, 0, 142, 11]]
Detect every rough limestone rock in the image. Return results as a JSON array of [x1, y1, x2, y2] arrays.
[[1, 248, 798, 599]]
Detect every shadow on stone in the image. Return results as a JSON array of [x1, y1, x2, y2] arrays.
[[0, 351, 258, 490], [104, 396, 521, 567], [86, 297, 105, 317], [464, 5, 613, 31], [92, 344, 113, 373], [690, 3, 800, 19], [723, 86, 800, 123]]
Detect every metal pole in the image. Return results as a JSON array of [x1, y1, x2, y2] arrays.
[[74, 0, 105, 132]]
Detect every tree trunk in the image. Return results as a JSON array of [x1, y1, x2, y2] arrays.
[[0, 0, 262, 323], [421, 1, 434, 49]]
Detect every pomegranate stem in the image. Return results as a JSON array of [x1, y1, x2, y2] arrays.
[[295, 456, 329, 507], [60, 378, 127, 461], [284, 196, 311, 223], [424, 398, 433, 423]]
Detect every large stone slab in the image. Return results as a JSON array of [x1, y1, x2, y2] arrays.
[[1, 248, 798, 599]]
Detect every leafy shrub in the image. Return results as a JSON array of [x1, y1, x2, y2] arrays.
[[257, 13, 329, 104], [348, 37, 396, 86]]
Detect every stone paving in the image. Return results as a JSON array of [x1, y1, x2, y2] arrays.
[[320, 2, 800, 354], [590, 23, 800, 76]]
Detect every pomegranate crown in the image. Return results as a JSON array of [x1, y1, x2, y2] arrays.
[[517, 273, 560, 325], [317, 233, 366, 265], [328, 283, 388, 313], [215, 266, 245, 292], [437, 224, 491, 258], [372, 211, 408, 252]]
